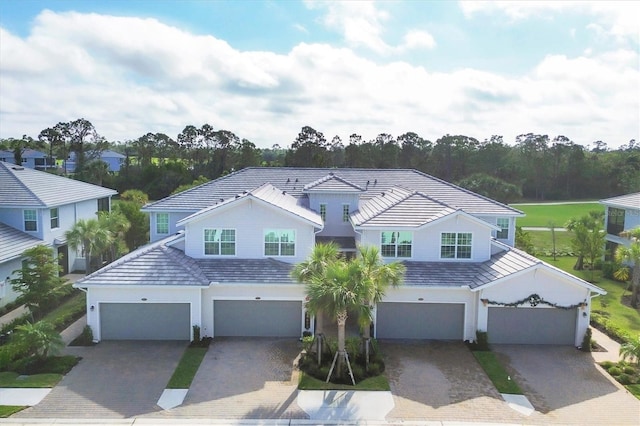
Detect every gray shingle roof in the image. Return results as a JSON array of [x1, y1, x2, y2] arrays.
[[143, 168, 522, 216], [351, 186, 458, 227], [177, 183, 323, 227], [196, 258, 297, 284], [600, 192, 640, 210], [0, 223, 44, 263], [0, 161, 117, 208]]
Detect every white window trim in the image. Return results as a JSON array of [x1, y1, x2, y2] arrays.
[[496, 218, 509, 240], [50, 207, 59, 229], [380, 230, 413, 259], [263, 229, 296, 257], [439, 231, 473, 260], [23, 209, 37, 232], [204, 228, 237, 256], [156, 213, 169, 235]]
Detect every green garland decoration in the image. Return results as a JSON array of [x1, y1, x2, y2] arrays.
[[481, 293, 586, 310]]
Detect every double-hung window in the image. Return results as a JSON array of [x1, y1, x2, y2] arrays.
[[156, 213, 169, 235], [496, 218, 509, 239], [380, 231, 412, 258], [264, 229, 295, 256], [24, 209, 37, 232], [50, 208, 59, 229], [441, 232, 472, 259], [204, 229, 235, 255], [319, 204, 327, 222], [342, 204, 350, 222]]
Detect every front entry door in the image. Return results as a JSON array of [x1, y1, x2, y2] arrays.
[[57, 245, 69, 275]]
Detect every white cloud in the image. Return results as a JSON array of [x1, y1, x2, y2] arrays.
[[0, 10, 637, 149], [399, 30, 437, 51], [459, 1, 640, 43]]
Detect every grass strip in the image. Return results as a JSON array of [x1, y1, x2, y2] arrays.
[[472, 351, 522, 395], [0, 372, 62, 388], [298, 372, 390, 391], [166, 346, 208, 389], [41, 292, 86, 332], [626, 384, 640, 400], [0, 406, 26, 417], [510, 202, 602, 228]]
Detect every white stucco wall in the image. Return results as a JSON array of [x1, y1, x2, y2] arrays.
[[476, 266, 594, 346], [183, 199, 317, 263], [84, 286, 202, 341], [202, 283, 307, 338], [0, 258, 24, 308], [358, 214, 493, 262]]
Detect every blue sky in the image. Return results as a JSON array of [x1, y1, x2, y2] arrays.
[[0, 1, 638, 148]]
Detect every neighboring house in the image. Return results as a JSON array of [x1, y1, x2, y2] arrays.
[[0, 149, 56, 171], [0, 161, 117, 307], [75, 168, 605, 346], [65, 150, 126, 173], [600, 192, 640, 259]]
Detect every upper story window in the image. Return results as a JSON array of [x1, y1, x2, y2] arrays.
[[319, 204, 327, 222], [496, 218, 509, 239], [607, 207, 625, 236], [156, 213, 169, 234], [264, 229, 295, 256], [441, 232, 472, 259], [50, 208, 59, 229], [381, 231, 412, 258], [204, 229, 236, 255], [97, 197, 110, 212], [24, 209, 37, 232], [342, 204, 350, 222]]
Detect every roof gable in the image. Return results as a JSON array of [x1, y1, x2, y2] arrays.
[[303, 173, 365, 193], [600, 192, 640, 210], [177, 183, 323, 227], [0, 161, 117, 208]]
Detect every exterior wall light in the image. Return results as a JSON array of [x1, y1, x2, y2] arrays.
[[90, 305, 95, 311]]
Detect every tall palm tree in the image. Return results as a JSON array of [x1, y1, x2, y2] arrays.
[[291, 242, 341, 365], [356, 245, 405, 369], [615, 227, 640, 308], [98, 210, 131, 263], [306, 259, 368, 384], [66, 218, 113, 274]]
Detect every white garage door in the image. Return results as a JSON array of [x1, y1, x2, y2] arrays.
[[214, 300, 302, 337], [488, 307, 577, 345], [376, 302, 465, 340], [100, 303, 190, 340]]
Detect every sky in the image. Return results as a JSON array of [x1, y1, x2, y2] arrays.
[[0, 1, 638, 149]]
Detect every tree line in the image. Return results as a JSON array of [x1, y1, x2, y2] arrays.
[[2, 120, 639, 202]]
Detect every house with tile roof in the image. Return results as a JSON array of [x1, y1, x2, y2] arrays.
[[600, 192, 640, 258], [65, 150, 126, 173], [0, 149, 56, 171], [74, 168, 605, 345], [0, 161, 117, 307]]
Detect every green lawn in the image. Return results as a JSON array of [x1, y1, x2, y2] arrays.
[[166, 346, 208, 389], [0, 406, 26, 417], [511, 202, 603, 227], [528, 230, 574, 255], [472, 351, 522, 395], [41, 291, 86, 331], [0, 372, 62, 388], [627, 384, 640, 399], [298, 372, 390, 391], [540, 256, 640, 341]]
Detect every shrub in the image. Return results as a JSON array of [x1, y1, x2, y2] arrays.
[[474, 331, 490, 351], [608, 366, 622, 376], [617, 373, 633, 385], [192, 325, 200, 343], [70, 326, 94, 346], [581, 328, 592, 352], [623, 365, 637, 375], [600, 361, 615, 370]]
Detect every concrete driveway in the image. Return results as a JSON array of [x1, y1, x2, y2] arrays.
[[14, 341, 186, 418], [494, 344, 640, 425], [149, 337, 307, 420]]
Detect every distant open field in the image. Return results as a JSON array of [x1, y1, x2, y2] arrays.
[[510, 202, 604, 227]]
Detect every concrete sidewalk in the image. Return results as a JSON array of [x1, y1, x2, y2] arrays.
[[590, 326, 623, 363], [0, 305, 29, 328]]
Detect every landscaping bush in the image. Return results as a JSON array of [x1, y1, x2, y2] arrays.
[[581, 328, 592, 352], [624, 365, 637, 375], [9, 355, 79, 375], [70, 326, 94, 346], [600, 361, 615, 370], [608, 366, 622, 376], [467, 331, 490, 351], [192, 325, 200, 343], [617, 373, 633, 385]]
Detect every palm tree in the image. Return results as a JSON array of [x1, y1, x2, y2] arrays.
[[620, 335, 640, 365], [306, 259, 368, 384], [291, 242, 341, 365], [615, 227, 640, 308], [98, 210, 131, 263], [13, 320, 64, 361], [65, 218, 113, 274], [356, 245, 405, 369]]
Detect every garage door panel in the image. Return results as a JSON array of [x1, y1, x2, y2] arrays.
[[100, 303, 190, 340], [376, 302, 464, 340], [214, 300, 301, 337], [488, 307, 576, 345]]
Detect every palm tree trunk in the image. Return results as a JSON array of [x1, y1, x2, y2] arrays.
[[632, 266, 640, 308], [362, 303, 372, 371], [315, 309, 324, 365], [337, 310, 347, 377]]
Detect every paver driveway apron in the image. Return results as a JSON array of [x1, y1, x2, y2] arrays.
[[13, 341, 186, 419], [493, 344, 640, 425]]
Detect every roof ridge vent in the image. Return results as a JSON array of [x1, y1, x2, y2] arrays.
[[11, 166, 24, 171]]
